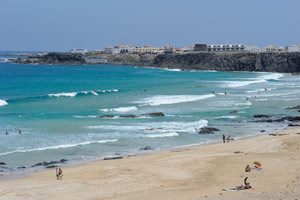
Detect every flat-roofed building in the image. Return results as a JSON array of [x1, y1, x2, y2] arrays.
[[133, 46, 164, 54], [244, 45, 261, 52], [194, 44, 208, 52], [207, 44, 245, 52], [69, 48, 88, 54]]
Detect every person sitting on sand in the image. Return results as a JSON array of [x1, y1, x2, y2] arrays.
[[244, 177, 252, 189], [245, 165, 251, 172], [253, 161, 262, 170], [56, 167, 63, 180]]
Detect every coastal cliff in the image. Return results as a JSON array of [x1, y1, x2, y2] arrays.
[[13, 52, 300, 73], [153, 52, 300, 73]]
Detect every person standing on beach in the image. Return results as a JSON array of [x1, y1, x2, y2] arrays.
[[222, 134, 226, 143]]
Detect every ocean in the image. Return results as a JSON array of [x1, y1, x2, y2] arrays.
[[0, 63, 299, 175]]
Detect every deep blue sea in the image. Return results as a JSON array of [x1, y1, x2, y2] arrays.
[[0, 63, 299, 175]]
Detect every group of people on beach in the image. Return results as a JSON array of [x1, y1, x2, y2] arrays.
[[4, 128, 22, 135], [222, 134, 233, 143]]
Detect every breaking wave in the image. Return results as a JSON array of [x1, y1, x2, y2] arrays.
[[222, 73, 284, 88], [0, 99, 8, 107], [0, 139, 118, 156], [48, 89, 118, 98], [100, 106, 138, 113], [87, 119, 208, 134], [135, 94, 216, 106]]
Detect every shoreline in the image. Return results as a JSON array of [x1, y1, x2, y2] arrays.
[[1, 127, 300, 199], [0, 125, 285, 181]]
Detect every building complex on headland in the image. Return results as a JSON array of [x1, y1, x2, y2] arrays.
[[65, 43, 300, 64]]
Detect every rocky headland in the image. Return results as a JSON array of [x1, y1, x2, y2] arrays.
[[12, 52, 300, 73]]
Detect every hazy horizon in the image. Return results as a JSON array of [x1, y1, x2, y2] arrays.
[[1, 0, 300, 51]]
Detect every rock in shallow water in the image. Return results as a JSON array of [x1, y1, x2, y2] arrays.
[[198, 127, 220, 134], [0, 162, 6, 165]]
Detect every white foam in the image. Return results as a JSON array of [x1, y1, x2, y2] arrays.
[[164, 68, 182, 72], [143, 132, 179, 138], [0, 99, 8, 107], [101, 106, 138, 113], [86, 119, 208, 133], [73, 115, 98, 118], [215, 116, 237, 119], [259, 73, 284, 80], [223, 73, 284, 88], [256, 99, 268, 102], [135, 94, 215, 106], [0, 139, 118, 156], [48, 89, 118, 98], [224, 79, 267, 88], [48, 92, 77, 97], [234, 101, 252, 106]]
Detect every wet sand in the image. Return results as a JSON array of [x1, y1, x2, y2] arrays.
[[1, 127, 300, 200]]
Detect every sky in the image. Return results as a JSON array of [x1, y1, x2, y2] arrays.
[[1, 0, 300, 51]]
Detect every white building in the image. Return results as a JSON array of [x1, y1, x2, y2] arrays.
[[287, 45, 300, 52], [244, 45, 261, 52], [207, 44, 245, 52], [69, 48, 88, 54], [104, 45, 136, 54], [133, 46, 164, 54]]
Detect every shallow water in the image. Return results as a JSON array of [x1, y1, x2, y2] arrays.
[[0, 63, 299, 174]]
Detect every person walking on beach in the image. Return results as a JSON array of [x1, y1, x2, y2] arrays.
[[56, 167, 63, 180], [222, 134, 226, 143], [226, 135, 231, 143]]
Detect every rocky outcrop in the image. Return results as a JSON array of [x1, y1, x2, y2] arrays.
[[31, 159, 68, 168], [13, 52, 300, 73], [142, 112, 165, 117], [153, 52, 300, 73], [253, 114, 271, 118], [198, 127, 220, 134]]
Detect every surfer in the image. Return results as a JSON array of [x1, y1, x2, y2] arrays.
[[5, 131, 8, 135], [18, 129, 22, 134]]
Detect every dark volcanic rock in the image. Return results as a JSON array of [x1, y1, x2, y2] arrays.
[[31, 159, 68, 168], [287, 105, 300, 110], [254, 114, 271, 118], [139, 146, 154, 151], [99, 115, 115, 118], [288, 124, 300, 127], [142, 112, 165, 117], [284, 116, 300, 122], [198, 127, 220, 134], [46, 165, 58, 168], [153, 52, 300, 73], [253, 119, 284, 123], [103, 156, 123, 160], [120, 114, 138, 118], [0, 162, 6, 165]]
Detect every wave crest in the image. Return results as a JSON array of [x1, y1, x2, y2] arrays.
[[135, 94, 215, 106], [0, 139, 118, 156], [0, 99, 8, 107]]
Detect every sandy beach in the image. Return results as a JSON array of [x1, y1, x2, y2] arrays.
[[0, 127, 300, 200]]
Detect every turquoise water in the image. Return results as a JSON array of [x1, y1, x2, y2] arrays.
[[0, 63, 299, 174]]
